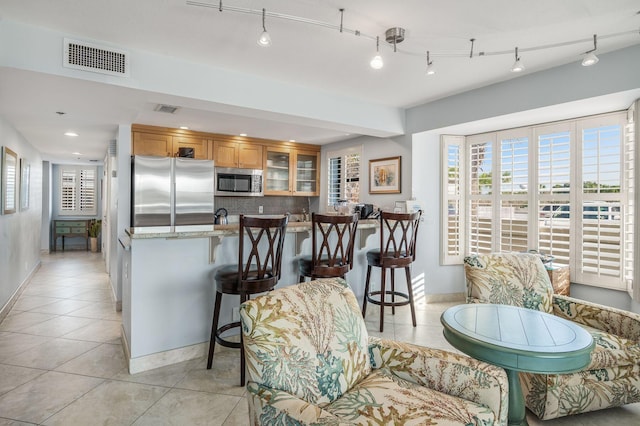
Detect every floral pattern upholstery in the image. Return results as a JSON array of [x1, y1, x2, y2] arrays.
[[240, 277, 508, 425], [464, 253, 640, 420]]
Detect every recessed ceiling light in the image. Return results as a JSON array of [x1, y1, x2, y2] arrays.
[[179, 126, 189, 130], [289, 139, 296, 142], [64, 132, 79, 137], [239, 133, 247, 137], [72, 152, 82, 155]]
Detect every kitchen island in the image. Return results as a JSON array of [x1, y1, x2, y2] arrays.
[[120, 219, 379, 373]]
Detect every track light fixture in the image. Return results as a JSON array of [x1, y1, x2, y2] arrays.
[[582, 34, 599, 66], [511, 47, 525, 72], [257, 8, 271, 47], [370, 36, 383, 69], [426, 51, 435, 75], [187, 1, 639, 73]]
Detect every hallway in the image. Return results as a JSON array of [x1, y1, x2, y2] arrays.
[[0, 252, 247, 425], [1, 251, 639, 425]]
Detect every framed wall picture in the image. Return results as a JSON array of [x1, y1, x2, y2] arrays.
[[2, 147, 18, 214], [369, 156, 401, 194], [20, 159, 30, 211]]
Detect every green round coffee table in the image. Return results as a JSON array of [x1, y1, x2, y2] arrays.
[[441, 303, 594, 426]]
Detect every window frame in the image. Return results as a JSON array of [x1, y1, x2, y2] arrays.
[[326, 146, 362, 207], [441, 110, 632, 291], [59, 165, 98, 216]]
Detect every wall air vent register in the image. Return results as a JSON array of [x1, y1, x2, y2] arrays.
[[63, 38, 129, 77]]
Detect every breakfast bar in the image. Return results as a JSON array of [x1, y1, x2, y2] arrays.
[[120, 219, 379, 373]]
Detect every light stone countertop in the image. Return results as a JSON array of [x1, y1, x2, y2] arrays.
[[125, 219, 379, 240]]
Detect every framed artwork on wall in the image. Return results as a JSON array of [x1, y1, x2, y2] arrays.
[[2, 147, 18, 214], [369, 156, 401, 194], [20, 159, 30, 211]]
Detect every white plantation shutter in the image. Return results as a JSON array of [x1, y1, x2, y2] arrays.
[[80, 168, 96, 211], [60, 169, 77, 212], [498, 133, 530, 252], [624, 103, 635, 297], [575, 116, 625, 288], [59, 166, 97, 215], [447, 110, 633, 289], [535, 125, 572, 267], [327, 149, 360, 206], [467, 134, 494, 254], [441, 135, 464, 264]]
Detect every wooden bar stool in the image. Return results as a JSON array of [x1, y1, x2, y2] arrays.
[[362, 210, 422, 332], [298, 213, 359, 282], [207, 214, 288, 386]]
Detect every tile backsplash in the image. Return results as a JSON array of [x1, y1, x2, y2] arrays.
[[215, 196, 313, 217]]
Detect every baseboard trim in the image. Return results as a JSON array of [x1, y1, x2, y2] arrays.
[[424, 292, 465, 303], [0, 261, 41, 323], [122, 326, 206, 374]]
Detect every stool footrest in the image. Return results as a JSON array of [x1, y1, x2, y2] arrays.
[[366, 290, 410, 307], [215, 321, 242, 349]]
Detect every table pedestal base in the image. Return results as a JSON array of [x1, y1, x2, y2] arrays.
[[506, 369, 527, 426]]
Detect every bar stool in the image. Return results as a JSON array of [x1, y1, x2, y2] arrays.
[[362, 210, 422, 332], [207, 214, 288, 386], [298, 213, 359, 282]]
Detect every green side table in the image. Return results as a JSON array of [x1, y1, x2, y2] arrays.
[[441, 303, 594, 426]]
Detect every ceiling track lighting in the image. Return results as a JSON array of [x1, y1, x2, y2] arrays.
[[582, 34, 599, 66], [385, 27, 405, 53], [370, 36, 383, 69], [426, 51, 435, 75], [257, 8, 271, 47], [511, 47, 525, 72], [187, 1, 639, 73]]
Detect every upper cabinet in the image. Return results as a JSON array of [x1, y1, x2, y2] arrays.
[[213, 141, 263, 169], [132, 125, 320, 196], [264, 147, 320, 196], [173, 136, 209, 159], [133, 131, 209, 159], [264, 147, 292, 195], [294, 150, 320, 196], [132, 132, 173, 157]]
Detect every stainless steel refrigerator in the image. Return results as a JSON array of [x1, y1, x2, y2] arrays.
[[132, 156, 215, 226]]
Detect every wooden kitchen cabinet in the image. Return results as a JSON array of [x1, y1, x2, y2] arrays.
[[294, 150, 320, 196], [132, 132, 208, 159], [133, 132, 173, 157], [264, 147, 292, 195], [213, 141, 263, 169], [264, 147, 319, 196], [172, 135, 209, 159]]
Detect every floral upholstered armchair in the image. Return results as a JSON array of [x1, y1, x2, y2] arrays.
[[240, 277, 508, 425], [464, 253, 640, 420]]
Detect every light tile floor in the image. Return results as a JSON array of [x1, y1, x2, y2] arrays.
[[0, 251, 638, 425]]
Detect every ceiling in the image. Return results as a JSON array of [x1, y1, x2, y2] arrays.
[[0, 0, 638, 164]]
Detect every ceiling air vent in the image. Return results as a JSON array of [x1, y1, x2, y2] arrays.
[[154, 104, 179, 114], [63, 38, 129, 77]]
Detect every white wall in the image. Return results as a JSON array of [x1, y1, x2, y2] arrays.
[[319, 134, 413, 213], [410, 132, 466, 297], [0, 116, 43, 314]]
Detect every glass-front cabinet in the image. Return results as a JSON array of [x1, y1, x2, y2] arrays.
[[264, 147, 320, 196], [294, 150, 319, 196], [265, 148, 292, 195]]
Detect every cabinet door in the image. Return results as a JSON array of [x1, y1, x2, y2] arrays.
[[293, 150, 320, 196], [264, 147, 292, 195], [213, 141, 239, 168], [133, 132, 172, 157], [173, 136, 209, 159], [238, 143, 263, 169]]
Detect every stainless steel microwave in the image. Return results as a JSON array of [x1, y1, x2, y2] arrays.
[[214, 167, 264, 196]]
